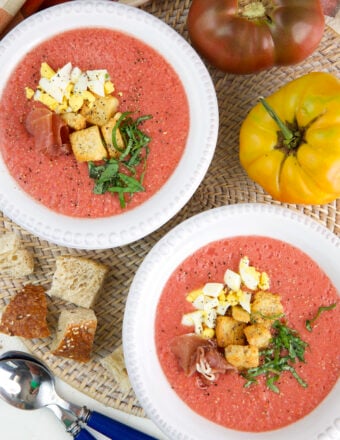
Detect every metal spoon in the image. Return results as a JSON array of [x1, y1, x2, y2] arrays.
[[0, 351, 157, 440], [0, 354, 95, 439]]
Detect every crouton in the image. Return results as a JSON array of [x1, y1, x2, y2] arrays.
[[244, 323, 272, 348], [61, 112, 87, 130], [232, 305, 250, 323], [81, 96, 119, 126], [251, 291, 284, 325], [70, 125, 108, 162], [215, 316, 246, 348], [48, 255, 108, 309], [225, 345, 259, 369], [101, 112, 125, 158]]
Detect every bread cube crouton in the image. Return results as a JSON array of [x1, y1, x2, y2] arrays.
[[215, 316, 246, 348], [251, 291, 284, 325], [61, 112, 87, 130], [244, 323, 272, 348], [225, 345, 259, 370], [48, 255, 108, 309], [101, 113, 125, 158], [51, 308, 97, 363], [70, 125, 108, 162], [232, 305, 250, 323], [81, 96, 119, 126], [0, 249, 34, 277]]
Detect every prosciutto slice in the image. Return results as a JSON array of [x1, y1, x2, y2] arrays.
[[170, 333, 234, 380], [25, 106, 71, 157]]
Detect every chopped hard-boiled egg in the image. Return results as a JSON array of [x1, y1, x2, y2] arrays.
[[25, 87, 34, 99], [182, 256, 271, 336], [259, 271, 270, 290], [26, 62, 115, 114], [104, 81, 115, 94], [202, 282, 224, 297], [181, 310, 205, 335], [238, 291, 252, 314], [40, 62, 55, 79], [204, 308, 217, 329], [239, 256, 261, 290], [224, 269, 241, 291]]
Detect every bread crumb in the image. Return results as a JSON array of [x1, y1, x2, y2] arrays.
[[100, 345, 131, 394]]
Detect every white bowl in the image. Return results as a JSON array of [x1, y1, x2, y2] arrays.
[[123, 203, 340, 440], [0, 0, 218, 249]]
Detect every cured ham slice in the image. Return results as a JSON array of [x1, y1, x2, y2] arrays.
[[170, 333, 234, 380], [25, 106, 71, 157]]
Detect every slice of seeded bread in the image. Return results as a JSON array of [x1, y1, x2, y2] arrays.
[[0, 284, 50, 338], [48, 255, 108, 308], [100, 345, 131, 394], [51, 308, 97, 363], [0, 232, 34, 277]]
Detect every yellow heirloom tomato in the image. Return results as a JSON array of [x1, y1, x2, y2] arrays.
[[239, 72, 340, 205]]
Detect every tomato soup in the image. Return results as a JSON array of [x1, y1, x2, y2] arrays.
[[0, 28, 189, 217], [155, 236, 339, 432]]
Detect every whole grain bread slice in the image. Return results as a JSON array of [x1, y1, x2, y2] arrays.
[[48, 255, 108, 308], [51, 308, 97, 363], [0, 284, 50, 338]]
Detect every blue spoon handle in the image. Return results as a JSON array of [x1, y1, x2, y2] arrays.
[[86, 410, 157, 440], [74, 427, 97, 440]]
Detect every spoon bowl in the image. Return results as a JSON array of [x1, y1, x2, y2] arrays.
[[0, 357, 53, 410], [0, 350, 156, 439]]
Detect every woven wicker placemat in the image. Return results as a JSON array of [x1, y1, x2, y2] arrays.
[[0, 0, 339, 418]]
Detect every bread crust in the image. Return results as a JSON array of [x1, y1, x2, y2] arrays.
[[0, 284, 50, 338], [51, 308, 97, 363]]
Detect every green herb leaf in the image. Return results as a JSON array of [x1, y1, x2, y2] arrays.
[[242, 320, 308, 393], [305, 303, 337, 332], [88, 112, 152, 207]]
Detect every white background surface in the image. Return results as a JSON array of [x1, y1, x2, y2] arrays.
[[0, 334, 167, 440]]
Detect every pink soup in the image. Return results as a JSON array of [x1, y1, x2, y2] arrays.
[[0, 28, 189, 217], [155, 236, 339, 432]]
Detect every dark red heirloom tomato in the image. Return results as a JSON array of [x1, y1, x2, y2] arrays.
[[187, 0, 325, 74]]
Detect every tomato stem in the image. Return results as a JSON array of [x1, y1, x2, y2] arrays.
[[259, 97, 301, 150], [241, 2, 266, 19]]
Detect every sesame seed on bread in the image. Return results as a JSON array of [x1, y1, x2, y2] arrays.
[[51, 308, 97, 363], [0, 284, 50, 338]]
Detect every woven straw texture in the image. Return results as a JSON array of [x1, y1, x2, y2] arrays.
[[0, 0, 339, 418]]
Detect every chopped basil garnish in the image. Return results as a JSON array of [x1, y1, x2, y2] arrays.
[[242, 320, 308, 393], [88, 112, 152, 208], [305, 303, 337, 332]]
